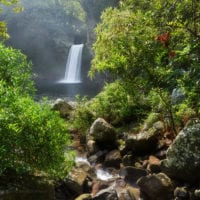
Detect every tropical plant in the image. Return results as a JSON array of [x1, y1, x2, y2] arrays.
[[70, 80, 149, 133], [0, 82, 74, 178], [89, 0, 200, 133], [0, 43, 74, 178], [0, 43, 34, 95]]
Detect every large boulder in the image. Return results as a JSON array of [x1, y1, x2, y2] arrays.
[[89, 118, 117, 148], [161, 123, 200, 182], [137, 173, 174, 200], [125, 126, 160, 155]]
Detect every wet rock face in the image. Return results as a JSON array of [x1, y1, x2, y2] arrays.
[[161, 123, 200, 182], [89, 118, 117, 148], [137, 173, 174, 200]]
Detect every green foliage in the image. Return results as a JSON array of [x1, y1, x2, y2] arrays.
[[144, 112, 160, 129], [175, 102, 196, 125], [148, 88, 177, 134], [60, 0, 86, 22], [0, 43, 34, 95], [0, 0, 22, 40], [0, 43, 74, 178], [91, 0, 199, 89], [70, 81, 149, 132], [89, 81, 139, 125], [80, 0, 119, 22], [178, 43, 200, 112], [0, 21, 9, 40], [69, 96, 94, 133], [88, 0, 200, 134], [0, 83, 74, 178]]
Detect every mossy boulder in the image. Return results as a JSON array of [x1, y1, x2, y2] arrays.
[[89, 118, 117, 148], [161, 123, 200, 182]]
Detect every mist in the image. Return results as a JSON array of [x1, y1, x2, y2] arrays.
[[2, 0, 87, 79], [0, 0, 119, 98]]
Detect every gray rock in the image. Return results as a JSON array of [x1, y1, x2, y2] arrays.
[[52, 98, 73, 118], [161, 123, 200, 182], [137, 173, 174, 200], [89, 118, 117, 147]]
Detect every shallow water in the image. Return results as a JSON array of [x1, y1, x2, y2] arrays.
[[35, 78, 101, 100], [96, 168, 118, 181]]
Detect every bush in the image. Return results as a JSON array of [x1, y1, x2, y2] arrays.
[[89, 81, 138, 125], [0, 83, 74, 178], [70, 81, 148, 132], [0, 43, 34, 95], [0, 43, 74, 178], [144, 112, 161, 129], [175, 102, 196, 126], [69, 96, 94, 133]]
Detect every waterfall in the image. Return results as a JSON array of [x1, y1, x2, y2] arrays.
[[62, 44, 84, 83]]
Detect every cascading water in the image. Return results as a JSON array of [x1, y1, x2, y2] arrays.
[[60, 44, 84, 84], [75, 156, 119, 181]]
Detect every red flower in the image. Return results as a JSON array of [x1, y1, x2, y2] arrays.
[[157, 32, 170, 47]]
